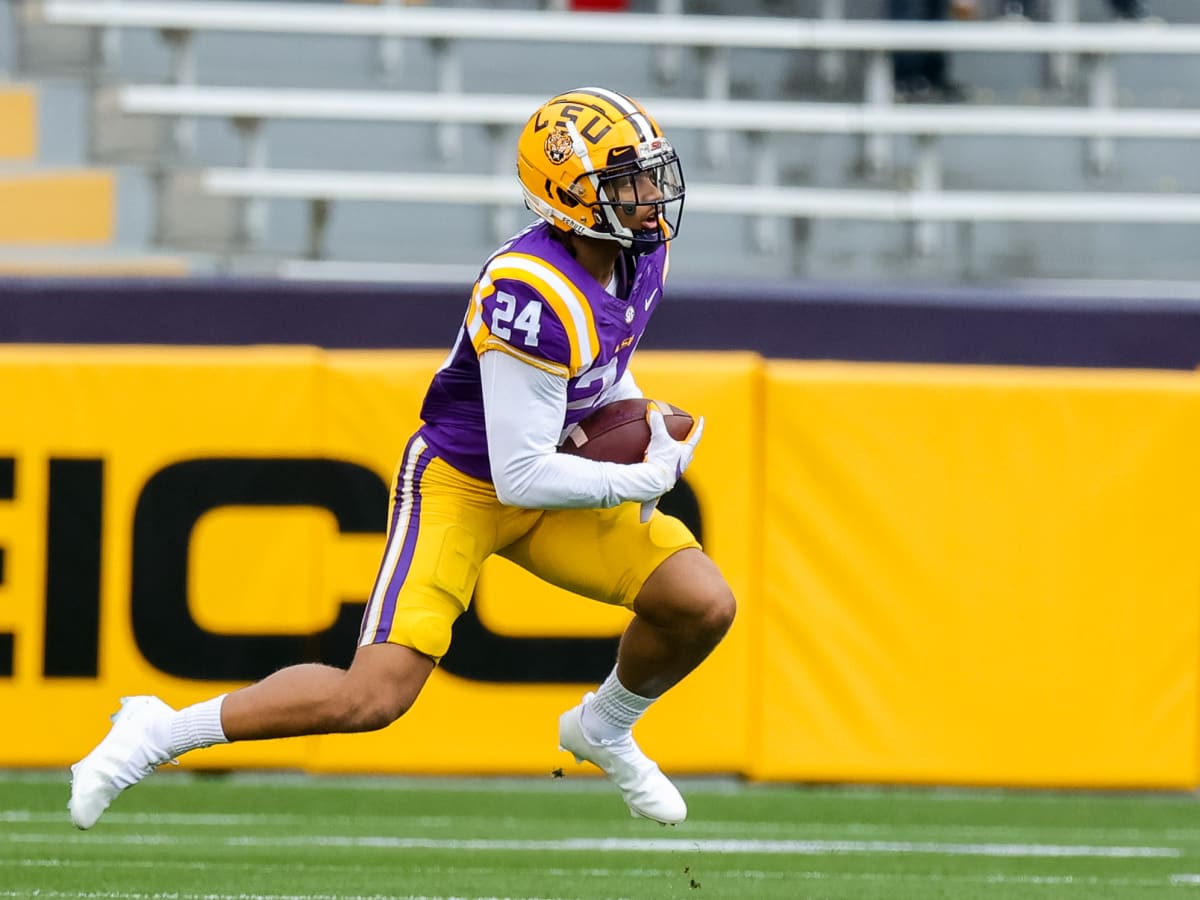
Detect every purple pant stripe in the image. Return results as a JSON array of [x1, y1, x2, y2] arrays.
[[367, 438, 434, 645], [358, 434, 426, 645]]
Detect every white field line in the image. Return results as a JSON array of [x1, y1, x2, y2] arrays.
[[10, 860, 680, 877], [10, 859, 1200, 889], [7, 859, 1193, 888], [11, 859, 1200, 895], [4, 831, 1179, 858], [8, 808, 1200, 844], [229, 835, 1184, 858], [0, 810, 489, 828], [4, 870, 1200, 899]]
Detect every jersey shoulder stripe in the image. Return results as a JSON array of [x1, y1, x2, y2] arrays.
[[485, 251, 600, 374], [466, 271, 571, 374], [465, 276, 490, 353], [477, 335, 569, 378]]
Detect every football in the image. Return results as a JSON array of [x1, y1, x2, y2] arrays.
[[558, 398, 694, 465]]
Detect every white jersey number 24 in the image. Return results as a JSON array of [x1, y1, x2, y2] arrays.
[[492, 292, 542, 348]]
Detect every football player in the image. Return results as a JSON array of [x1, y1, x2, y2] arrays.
[[69, 87, 736, 829]]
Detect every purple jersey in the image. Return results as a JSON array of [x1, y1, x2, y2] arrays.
[[418, 221, 667, 481]]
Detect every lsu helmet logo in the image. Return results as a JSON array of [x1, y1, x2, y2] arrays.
[[544, 130, 574, 164]]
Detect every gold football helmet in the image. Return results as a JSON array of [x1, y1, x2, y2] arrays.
[[516, 87, 684, 252]]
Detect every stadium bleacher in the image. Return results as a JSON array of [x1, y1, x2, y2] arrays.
[[4, 0, 1200, 282], [0, 51, 189, 274], [0, 87, 112, 247], [0, 82, 110, 263]]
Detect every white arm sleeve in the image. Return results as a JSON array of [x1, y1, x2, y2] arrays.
[[481, 350, 674, 509]]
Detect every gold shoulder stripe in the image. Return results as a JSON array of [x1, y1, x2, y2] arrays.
[[487, 252, 599, 374], [478, 339, 570, 378], [466, 276, 493, 353]]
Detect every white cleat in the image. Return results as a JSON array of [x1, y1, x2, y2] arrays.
[[558, 693, 687, 825], [68, 695, 176, 830]]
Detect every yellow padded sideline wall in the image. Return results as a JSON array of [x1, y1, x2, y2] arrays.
[[2, 345, 328, 772], [9, 345, 1200, 784], [0, 346, 758, 776], [753, 361, 1200, 788]]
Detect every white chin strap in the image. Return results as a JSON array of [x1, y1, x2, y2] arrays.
[[521, 186, 633, 247], [596, 200, 633, 245]]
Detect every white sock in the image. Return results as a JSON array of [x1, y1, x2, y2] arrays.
[[580, 668, 654, 744], [166, 694, 230, 757]]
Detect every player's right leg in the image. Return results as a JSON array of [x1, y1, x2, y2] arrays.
[[68, 642, 435, 830], [70, 436, 523, 829]]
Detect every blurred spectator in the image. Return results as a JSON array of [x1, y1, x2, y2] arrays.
[[888, 0, 976, 101]]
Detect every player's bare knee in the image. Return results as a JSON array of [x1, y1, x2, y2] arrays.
[[334, 664, 421, 732], [335, 688, 411, 733], [703, 583, 737, 641], [637, 576, 735, 642], [687, 581, 735, 645], [355, 695, 412, 732], [340, 641, 435, 731]]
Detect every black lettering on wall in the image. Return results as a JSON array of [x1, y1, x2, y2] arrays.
[[131, 458, 387, 682], [441, 479, 704, 684], [43, 459, 104, 677]]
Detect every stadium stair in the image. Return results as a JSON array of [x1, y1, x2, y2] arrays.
[[0, 85, 37, 161], [0, 82, 188, 276]]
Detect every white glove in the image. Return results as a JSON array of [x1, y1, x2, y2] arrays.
[[639, 403, 704, 523]]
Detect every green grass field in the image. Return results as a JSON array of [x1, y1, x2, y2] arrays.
[[5, 770, 1200, 899]]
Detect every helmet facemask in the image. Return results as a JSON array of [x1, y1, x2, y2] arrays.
[[585, 140, 685, 253]]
